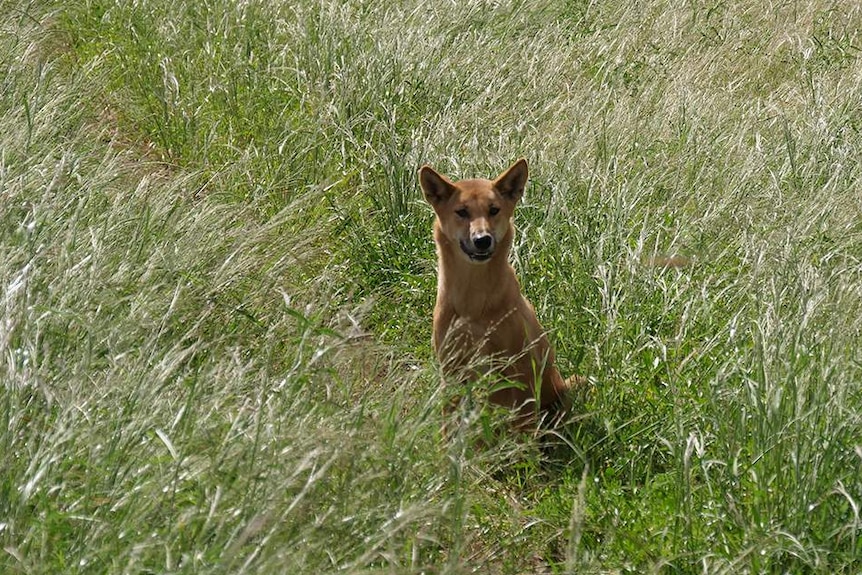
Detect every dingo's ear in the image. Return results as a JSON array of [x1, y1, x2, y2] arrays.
[[494, 158, 528, 203], [419, 165, 456, 206]]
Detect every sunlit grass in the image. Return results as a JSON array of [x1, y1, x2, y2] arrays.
[[3, 0, 862, 572]]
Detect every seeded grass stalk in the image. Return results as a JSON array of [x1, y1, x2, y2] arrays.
[[3, 0, 862, 572]]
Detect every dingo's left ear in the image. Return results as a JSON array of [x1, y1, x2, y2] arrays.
[[419, 165, 456, 206], [494, 158, 528, 203]]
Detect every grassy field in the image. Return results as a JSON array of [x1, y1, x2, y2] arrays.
[[3, 0, 862, 572]]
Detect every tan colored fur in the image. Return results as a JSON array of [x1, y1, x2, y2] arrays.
[[419, 159, 574, 420]]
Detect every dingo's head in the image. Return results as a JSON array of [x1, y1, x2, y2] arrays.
[[419, 159, 527, 264]]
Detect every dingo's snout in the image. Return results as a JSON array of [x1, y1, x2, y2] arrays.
[[472, 233, 493, 252], [461, 232, 495, 262]]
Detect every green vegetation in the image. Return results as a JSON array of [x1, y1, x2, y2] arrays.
[[3, 0, 862, 572]]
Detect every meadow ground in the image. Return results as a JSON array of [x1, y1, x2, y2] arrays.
[[2, 0, 862, 572]]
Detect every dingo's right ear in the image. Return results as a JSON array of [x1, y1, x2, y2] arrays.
[[419, 165, 456, 206]]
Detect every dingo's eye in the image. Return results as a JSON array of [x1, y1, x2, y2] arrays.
[[456, 208, 469, 219], [489, 206, 500, 216]]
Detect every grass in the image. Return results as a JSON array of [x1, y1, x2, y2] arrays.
[[3, 0, 862, 572]]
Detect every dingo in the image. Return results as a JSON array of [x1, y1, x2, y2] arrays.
[[419, 158, 575, 423]]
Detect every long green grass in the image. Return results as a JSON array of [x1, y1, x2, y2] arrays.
[[3, 0, 862, 572]]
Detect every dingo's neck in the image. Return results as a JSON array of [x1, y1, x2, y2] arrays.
[[434, 221, 519, 318]]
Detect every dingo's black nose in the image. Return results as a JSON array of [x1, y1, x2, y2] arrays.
[[474, 235, 493, 251]]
